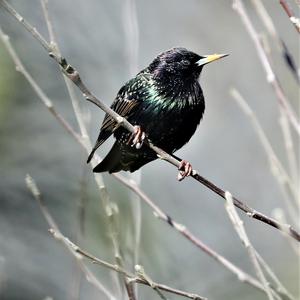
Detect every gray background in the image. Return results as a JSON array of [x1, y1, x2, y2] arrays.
[[0, 0, 299, 299]]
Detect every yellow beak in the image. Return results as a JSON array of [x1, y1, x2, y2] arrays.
[[197, 53, 229, 66]]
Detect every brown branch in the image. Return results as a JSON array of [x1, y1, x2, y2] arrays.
[[113, 173, 272, 295], [56, 231, 207, 300], [279, 0, 300, 33], [26, 174, 206, 300], [38, 2, 134, 298], [1, 0, 299, 242], [25, 175, 116, 300]]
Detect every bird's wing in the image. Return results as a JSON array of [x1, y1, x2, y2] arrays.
[[100, 91, 139, 134], [87, 78, 142, 163]]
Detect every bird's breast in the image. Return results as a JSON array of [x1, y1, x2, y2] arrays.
[[130, 85, 205, 153]]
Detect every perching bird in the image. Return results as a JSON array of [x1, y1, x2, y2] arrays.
[[87, 47, 227, 180]]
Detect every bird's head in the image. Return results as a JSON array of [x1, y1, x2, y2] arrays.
[[148, 47, 228, 82]]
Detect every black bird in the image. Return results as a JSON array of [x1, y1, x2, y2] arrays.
[[87, 47, 227, 180]]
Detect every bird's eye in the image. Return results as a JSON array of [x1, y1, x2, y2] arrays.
[[182, 60, 190, 66]]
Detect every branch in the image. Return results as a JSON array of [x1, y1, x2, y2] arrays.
[[25, 174, 207, 300], [232, 0, 300, 136], [61, 231, 207, 300], [230, 88, 299, 225], [1, 0, 299, 242], [25, 175, 116, 300], [113, 173, 274, 295], [279, 0, 300, 33], [122, 1, 142, 298], [225, 192, 275, 300], [38, 2, 133, 298], [254, 250, 296, 300], [225, 191, 297, 300], [250, 0, 300, 83]]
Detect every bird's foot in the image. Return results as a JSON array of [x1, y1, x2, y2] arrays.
[[127, 125, 146, 149], [177, 160, 193, 181]]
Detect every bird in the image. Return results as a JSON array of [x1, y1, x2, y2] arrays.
[[87, 47, 227, 180]]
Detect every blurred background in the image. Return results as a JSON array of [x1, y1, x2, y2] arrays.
[[0, 0, 299, 299]]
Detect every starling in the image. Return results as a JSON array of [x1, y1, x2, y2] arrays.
[[87, 47, 227, 180]]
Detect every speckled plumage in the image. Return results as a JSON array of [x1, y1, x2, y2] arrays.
[[88, 48, 208, 173]]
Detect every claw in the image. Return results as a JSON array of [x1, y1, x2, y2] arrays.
[[127, 125, 145, 149], [177, 160, 193, 181]]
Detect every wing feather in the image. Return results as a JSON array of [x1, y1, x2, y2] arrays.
[[87, 76, 145, 163]]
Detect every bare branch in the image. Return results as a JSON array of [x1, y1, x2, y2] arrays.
[[114, 173, 280, 296], [278, 108, 299, 204], [250, 0, 300, 83], [225, 192, 275, 300], [25, 174, 116, 300], [40, 2, 135, 298], [230, 88, 299, 224], [40, 0, 55, 43], [26, 174, 207, 300], [232, 0, 300, 135], [255, 251, 296, 300], [122, 1, 141, 298], [48, 230, 207, 300], [0, 26, 83, 146], [1, 0, 299, 242], [279, 0, 300, 33]]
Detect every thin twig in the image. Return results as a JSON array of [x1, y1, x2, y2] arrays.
[[122, 1, 141, 298], [41, 4, 85, 299], [230, 88, 299, 224], [40, 3, 134, 298], [70, 160, 88, 300], [249, 2, 300, 197], [26, 174, 206, 300], [225, 192, 275, 300], [272, 209, 300, 255], [41, 0, 55, 42], [232, 0, 300, 136], [25, 174, 116, 300], [114, 173, 278, 296], [53, 230, 207, 300], [1, 0, 299, 242], [250, 0, 300, 83], [279, 0, 300, 33], [134, 265, 168, 300], [123, 0, 139, 76], [255, 251, 296, 300], [278, 107, 299, 204], [0, 26, 83, 146]]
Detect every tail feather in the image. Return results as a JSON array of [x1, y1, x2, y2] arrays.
[[93, 142, 157, 173], [93, 143, 123, 173], [87, 147, 97, 163], [87, 131, 112, 163]]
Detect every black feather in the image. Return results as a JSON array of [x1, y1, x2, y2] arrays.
[[89, 47, 209, 173]]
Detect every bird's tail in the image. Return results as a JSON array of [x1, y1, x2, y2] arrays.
[[93, 142, 156, 173], [93, 142, 123, 173], [87, 140, 105, 163]]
